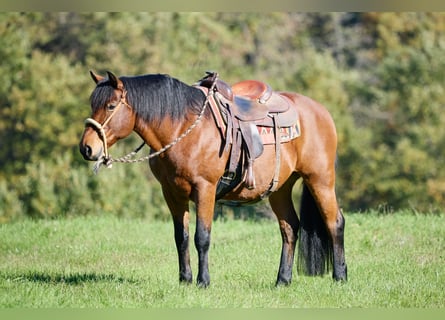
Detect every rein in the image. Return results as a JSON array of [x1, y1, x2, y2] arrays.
[[85, 74, 218, 174]]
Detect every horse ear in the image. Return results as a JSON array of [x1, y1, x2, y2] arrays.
[[106, 71, 123, 89], [90, 70, 104, 84]]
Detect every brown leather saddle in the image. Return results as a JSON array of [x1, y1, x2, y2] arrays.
[[196, 72, 300, 201]]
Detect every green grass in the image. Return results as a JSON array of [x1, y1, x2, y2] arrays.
[[1, 212, 444, 307]]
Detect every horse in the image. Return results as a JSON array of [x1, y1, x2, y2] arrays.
[[79, 70, 347, 287]]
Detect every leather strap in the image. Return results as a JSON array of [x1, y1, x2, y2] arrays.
[[260, 114, 281, 199]]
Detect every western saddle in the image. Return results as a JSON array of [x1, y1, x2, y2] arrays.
[[195, 72, 300, 201]]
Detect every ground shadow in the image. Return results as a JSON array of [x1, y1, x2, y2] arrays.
[[8, 272, 138, 285]]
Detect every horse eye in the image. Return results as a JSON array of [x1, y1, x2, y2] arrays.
[[107, 104, 116, 111]]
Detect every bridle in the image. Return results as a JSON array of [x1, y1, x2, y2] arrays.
[[84, 73, 218, 174]]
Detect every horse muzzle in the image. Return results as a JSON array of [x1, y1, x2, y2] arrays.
[[79, 126, 105, 162], [79, 140, 103, 161]]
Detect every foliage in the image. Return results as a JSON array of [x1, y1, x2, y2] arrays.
[[1, 12, 445, 221], [1, 152, 170, 222]]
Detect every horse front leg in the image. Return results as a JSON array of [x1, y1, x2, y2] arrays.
[[193, 182, 217, 287], [173, 209, 193, 284], [195, 216, 211, 287], [163, 187, 193, 284]]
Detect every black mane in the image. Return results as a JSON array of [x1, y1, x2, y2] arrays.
[[90, 74, 206, 124]]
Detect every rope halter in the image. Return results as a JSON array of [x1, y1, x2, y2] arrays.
[[84, 88, 130, 172]]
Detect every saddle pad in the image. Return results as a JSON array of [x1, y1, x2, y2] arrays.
[[258, 121, 301, 145]]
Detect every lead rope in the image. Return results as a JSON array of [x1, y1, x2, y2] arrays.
[[90, 73, 218, 174]]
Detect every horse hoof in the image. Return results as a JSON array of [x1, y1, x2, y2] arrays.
[[197, 280, 210, 288]]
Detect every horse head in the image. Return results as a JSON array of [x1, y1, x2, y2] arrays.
[[79, 71, 136, 162]]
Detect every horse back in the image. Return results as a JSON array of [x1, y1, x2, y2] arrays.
[[281, 92, 337, 139], [280, 92, 338, 172]]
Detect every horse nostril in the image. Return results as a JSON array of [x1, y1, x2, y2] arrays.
[[80, 143, 92, 159], [85, 145, 92, 158]]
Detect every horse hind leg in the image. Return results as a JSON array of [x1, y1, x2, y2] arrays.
[[298, 181, 347, 281], [297, 183, 332, 276], [268, 175, 300, 286]]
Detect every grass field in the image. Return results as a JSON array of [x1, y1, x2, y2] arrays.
[[0, 212, 444, 308]]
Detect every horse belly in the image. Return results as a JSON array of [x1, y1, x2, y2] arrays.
[[220, 143, 297, 203]]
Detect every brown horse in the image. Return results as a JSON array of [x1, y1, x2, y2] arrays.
[[79, 71, 347, 287]]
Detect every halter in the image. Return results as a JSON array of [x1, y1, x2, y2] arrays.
[[84, 73, 218, 174], [84, 87, 130, 171]]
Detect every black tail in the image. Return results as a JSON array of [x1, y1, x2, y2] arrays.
[[297, 183, 333, 276]]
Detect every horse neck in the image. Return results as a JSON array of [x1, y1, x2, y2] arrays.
[[126, 75, 209, 151], [133, 110, 201, 152]]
